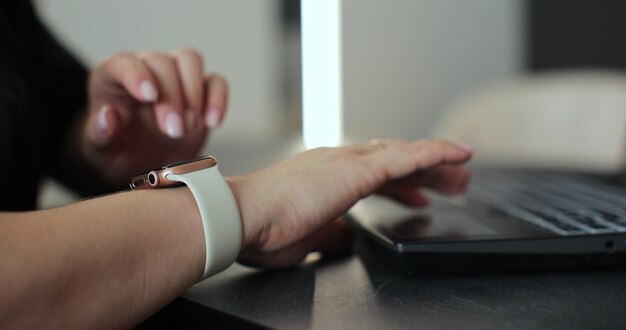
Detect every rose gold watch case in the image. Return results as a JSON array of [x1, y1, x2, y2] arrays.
[[129, 155, 218, 190]]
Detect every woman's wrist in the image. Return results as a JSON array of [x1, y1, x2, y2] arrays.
[[225, 175, 275, 254]]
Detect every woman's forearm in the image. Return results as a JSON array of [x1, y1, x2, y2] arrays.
[[0, 187, 204, 329]]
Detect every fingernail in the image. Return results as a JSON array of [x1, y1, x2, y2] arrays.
[[165, 112, 184, 139], [456, 142, 476, 152], [205, 106, 220, 128], [140, 80, 158, 102], [185, 109, 197, 130], [96, 105, 109, 135]]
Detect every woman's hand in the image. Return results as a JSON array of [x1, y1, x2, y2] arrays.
[[81, 48, 228, 183], [228, 139, 474, 268]]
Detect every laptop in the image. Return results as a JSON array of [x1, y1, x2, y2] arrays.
[[348, 169, 626, 273]]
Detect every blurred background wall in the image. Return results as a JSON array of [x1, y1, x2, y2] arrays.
[[342, 0, 524, 141]]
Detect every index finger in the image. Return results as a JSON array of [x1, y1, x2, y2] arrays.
[[141, 52, 186, 139], [91, 52, 159, 106]]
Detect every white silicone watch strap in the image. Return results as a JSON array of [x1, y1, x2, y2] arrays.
[[167, 165, 242, 280]]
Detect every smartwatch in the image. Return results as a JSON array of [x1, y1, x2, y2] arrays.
[[129, 155, 242, 280]]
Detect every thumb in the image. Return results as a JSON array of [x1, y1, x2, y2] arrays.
[[84, 104, 121, 149]]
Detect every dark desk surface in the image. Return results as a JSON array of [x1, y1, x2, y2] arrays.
[[179, 236, 626, 330]]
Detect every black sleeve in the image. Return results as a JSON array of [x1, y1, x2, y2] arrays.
[[28, 2, 123, 196], [0, 1, 93, 209], [0, 1, 123, 209]]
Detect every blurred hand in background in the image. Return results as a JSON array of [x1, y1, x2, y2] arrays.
[[81, 48, 228, 184]]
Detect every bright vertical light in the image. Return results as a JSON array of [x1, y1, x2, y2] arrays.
[[301, 0, 343, 149]]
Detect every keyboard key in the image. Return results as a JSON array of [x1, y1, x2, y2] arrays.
[[515, 207, 584, 234], [473, 171, 626, 235], [568, 215, 612, 230], [594, 210, 622, 222]]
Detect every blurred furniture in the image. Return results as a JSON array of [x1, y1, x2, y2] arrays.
[[435, 71, 626, 173]]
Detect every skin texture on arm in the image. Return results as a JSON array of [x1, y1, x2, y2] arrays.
[[0, 139, 472, 329], [0, 188, 205, 329]]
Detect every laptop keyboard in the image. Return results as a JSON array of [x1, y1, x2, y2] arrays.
[[471, 171, 626, 235]]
